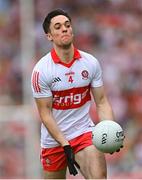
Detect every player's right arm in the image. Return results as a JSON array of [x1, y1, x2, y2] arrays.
[[35, 96, 69, 147], [31, 62, 79, 175], [35, 97, 80, 175], [31, 60, 69, 146]]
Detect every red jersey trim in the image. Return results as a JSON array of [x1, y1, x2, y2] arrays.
[[51, 48, 81, 68], [52, 85, 91, 110], [32, 71, 41, 93]]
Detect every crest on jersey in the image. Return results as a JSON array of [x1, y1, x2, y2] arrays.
[[81, 70, 89, 80]]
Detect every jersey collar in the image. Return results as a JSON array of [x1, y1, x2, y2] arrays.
[[51, 48, 81, 68]]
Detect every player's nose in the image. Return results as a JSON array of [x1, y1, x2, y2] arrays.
[[62, 25, 67, 32]]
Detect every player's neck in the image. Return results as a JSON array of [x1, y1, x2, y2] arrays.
[[54, 44, 74, 64]]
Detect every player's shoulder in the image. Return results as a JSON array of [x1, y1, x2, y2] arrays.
[[78, 50, 100, 65], [32, 52, 51, 71]]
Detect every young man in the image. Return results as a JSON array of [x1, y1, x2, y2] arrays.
[[31, 9, 121, 179]]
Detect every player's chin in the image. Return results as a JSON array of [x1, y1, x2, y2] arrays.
[[61, 41, 72, 48]]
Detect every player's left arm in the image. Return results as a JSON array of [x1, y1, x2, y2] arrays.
[[91, 86, 124, 153], [91, 85, 115, 121]]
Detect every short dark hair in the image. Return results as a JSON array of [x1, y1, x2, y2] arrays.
[[42, 9, 71, 34]]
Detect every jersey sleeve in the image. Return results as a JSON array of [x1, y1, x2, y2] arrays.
[[31, 64, 52, 98], [91, 58, 103, 87]]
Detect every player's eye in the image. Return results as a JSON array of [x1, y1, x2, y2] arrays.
[[54, 24, 61, 30], [65, 22, 71, 28]]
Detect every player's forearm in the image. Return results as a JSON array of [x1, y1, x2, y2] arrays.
[[39, 109, 69, 146], [96, 97, 115, 121]]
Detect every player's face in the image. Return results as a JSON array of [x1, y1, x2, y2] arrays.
[[47, 15, 74, 47]]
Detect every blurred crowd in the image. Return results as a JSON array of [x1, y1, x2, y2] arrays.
[[0, 0, 142, 178]]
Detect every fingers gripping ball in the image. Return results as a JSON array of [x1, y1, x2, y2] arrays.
[[92, 120, 124, 154]]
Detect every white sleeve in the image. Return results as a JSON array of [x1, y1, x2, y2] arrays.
[[31, 64, 52, 98], [91, 58, 103, 87]]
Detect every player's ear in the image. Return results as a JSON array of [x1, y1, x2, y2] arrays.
[[46, 33, 53, 41]]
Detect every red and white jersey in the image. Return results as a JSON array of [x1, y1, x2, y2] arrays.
[[31, 48, 103, 148]]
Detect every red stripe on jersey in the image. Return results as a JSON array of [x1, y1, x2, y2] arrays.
[[32, 71, 41, 93], [32, 71, 37, 92], [52, 85, 91, 110]]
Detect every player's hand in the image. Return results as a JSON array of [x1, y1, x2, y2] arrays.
[[110, 145, 124, 154], [63, 145, 80, 176], [110, 135, 125, 154]]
